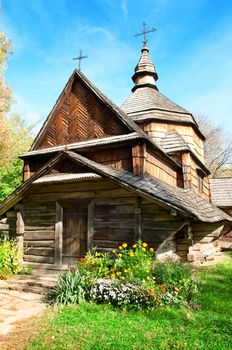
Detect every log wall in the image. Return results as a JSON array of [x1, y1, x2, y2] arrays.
[[9, 179, 189, 264]]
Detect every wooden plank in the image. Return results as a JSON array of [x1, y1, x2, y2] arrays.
[[24, 240, 54, 247], [25, 248, 54, 257], [24, 231, 54, 240], [24, 255, 54, 264], [87, 200, 94, 251], [54, 202, 63, 265]]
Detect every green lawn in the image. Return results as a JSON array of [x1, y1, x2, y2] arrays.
[[26, 254, 232, 350]]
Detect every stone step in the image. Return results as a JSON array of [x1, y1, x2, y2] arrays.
[[1, 283, 47, 295], [0, 271, 61, 295]]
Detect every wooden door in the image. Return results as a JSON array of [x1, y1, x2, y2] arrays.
[[62, 203, 88, 265]]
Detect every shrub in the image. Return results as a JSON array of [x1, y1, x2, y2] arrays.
[[49, 268, 85, 305], [50, 241, 199, 308], [0, 239, 23, 279], [151, 260, 199, 302]]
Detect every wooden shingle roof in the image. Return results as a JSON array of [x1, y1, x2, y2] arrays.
[[210, 178, 232, 207], [159, 131, 190, 154], [1, 151, 231, 223], [121, 87, 189, 115]]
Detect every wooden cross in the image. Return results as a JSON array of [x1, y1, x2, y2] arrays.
[[73, 50, 88, 71], [134, 22, 156, 44]]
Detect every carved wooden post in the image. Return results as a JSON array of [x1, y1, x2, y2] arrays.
[[134, 197, 142, 241], [55, 202, 63, 265], [16, 210, 24, 262], [87, 200, 94, 251]]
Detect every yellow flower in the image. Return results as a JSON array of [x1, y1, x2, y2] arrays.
[[149, 248, 154, 253], [124, 269, 128, 273], [112, 250, 116, 253], [122, 243, 127, 248], [141, 247, 146, 252], [119, 246, 123, 250], [132, 244, 137, 249], [142, 242, 148, 248], [118, 253, 122, 258], [116, 271, 122, 276], [111, 273, 115, 278], [129, 252, 135, 257]]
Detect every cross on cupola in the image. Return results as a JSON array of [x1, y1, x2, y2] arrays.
[[73, 50, 88, 71], [134, 22, 156, 45], [132, 23, 158, 92]]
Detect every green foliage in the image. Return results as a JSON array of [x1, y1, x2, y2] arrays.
[[49, 268, 85, 305], [50, 241, 198, 308], [25, 255, 232, 350], [0, 239, 23, 279], [0, 158, 24, 201], [151, 260, 199, 302]]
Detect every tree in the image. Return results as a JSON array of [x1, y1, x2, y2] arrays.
[[0, 31, 32, 201], [196, 115, 232, 178]]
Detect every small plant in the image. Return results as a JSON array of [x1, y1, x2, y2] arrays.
[[50, 240, 199, 308], [91, 278, 154, 309], [0, 238, 23, 279], [49, 268, 85, 305], [151, 260, 199, 302]]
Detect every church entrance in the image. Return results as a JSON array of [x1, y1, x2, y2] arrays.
[[61, 201, 88, 265]]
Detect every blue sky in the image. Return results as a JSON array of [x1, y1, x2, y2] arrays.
[[1, 0, 232, 135]]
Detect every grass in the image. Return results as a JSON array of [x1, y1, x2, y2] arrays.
[[25, 253, 232, 350]]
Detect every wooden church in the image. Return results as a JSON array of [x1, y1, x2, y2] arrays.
[[0, 35, 231, 266]]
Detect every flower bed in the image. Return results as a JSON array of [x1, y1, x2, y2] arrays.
[[50, 240, 198, 308]]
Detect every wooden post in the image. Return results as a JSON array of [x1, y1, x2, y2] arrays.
[[182, 152, 192, 189], [87, 200, 94, 251], [16, 211, 24, 262], [134, 197, 142, 241], [55, 202, 63, 265], [132, 144, 146, 176]]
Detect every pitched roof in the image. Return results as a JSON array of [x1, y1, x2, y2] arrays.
[[121, 86, 190, 116], [20, 132, 142, 158], [28, 69, 181, 170], [210, 178, 232, 207], [1, 151, 230, 223], [31, 69, 144, 151], [159, 131, 190, 154], [63, 152, 230, 223]]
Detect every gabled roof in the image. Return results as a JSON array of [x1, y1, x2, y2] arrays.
[[210, 178, 232, 207], [1, 151, 230, 223], [159, 131, 190, 154], [29, 69, 181, 171], [31, 69, 144, 151]]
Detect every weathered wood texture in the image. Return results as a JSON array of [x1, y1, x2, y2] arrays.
[[36, 78, 128, 150], [140, 121, 205, 163], [145, 147, 179, 186], [182, 153, 210, 200], [84, 146, 132, 172], [22, 202, 56, 264], [16, 179, 189, 263]]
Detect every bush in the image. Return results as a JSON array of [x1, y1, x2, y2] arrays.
[[91, 278, 154, 309], [0, 239, 23, 279], [50, 241, 199, 308], [151, 260, 199, 302]]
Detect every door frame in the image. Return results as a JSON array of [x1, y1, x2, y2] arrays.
[[54, 200, 94, 265]]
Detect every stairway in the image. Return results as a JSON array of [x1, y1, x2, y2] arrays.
[[0, 266, 64, 295]]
